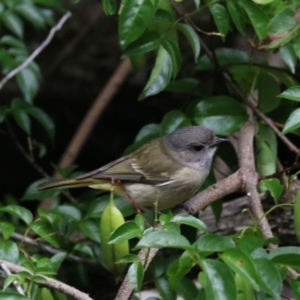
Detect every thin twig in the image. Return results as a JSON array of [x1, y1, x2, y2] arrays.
[[0, 260, 93, 300], [0, 11, 72, 90], [0, 261, 25, 295]]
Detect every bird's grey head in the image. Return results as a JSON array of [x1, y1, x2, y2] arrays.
[[164, 126, 226, 171]]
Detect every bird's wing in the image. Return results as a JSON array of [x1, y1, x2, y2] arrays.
[[77, 139, 182, 184]]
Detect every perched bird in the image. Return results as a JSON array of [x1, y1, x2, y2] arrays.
[[38, 126, 226, 210]]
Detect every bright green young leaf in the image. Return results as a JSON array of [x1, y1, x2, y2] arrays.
[[160, 110, 191, 135], [278, 86, 300, 101], [259, 179, 283, 204], [0, 240, 19, 263], [282, 108, 300, 134], [201, 259, 237, 300], [102, 0, 116, 15], [269, 246, 300, 269], [136, 230, 191, 249], [294, 189, 300, 243], [220, 248, 260, 290], [187, 96, 248, 135], [128, 261, 144, 291], [16, 67, 39, 103], [15, 4, 45, 28], [0, 292, 31, 300], [0, 205, 33, 225], [253, 258, 282, 300], [119, 0, 159, 48], [176, 23, 200, 62], [235, 273, 253, 300], [155, 277, 176, 300], [139, 46, 172, 100], [2, 11, 24, 38], [239, 0, 268, 40], [109, 221, 142, 243], [172, 214, 208, 232], [123, 31, 161, 57], [236, 229, 265, 255], [195, 234, 235, 253], [0, 222, 15, 240], [209, 3, 230, 38], [280, 45, 297, 74], [226, 0, 246, 34], [30, 219, 63, 248]]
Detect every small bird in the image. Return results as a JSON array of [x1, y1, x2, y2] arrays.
[[38, 126, 226, 210]]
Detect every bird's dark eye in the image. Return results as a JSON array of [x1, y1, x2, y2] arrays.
[[193, 145, 204, 152]]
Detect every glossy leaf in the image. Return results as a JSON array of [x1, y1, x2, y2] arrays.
[[221, 248, 260, 290], [52, 205, 82, 221], [209, 3, 230, 38], [187, 96, 248, 135], [259, 179, 283, 204], [15, 4, 45, 28], [16, 67, 39, 103], [109, 221, 142, 243], [201, 259, 237, 300], [195, 234, 235, 253], [239, 0, 268, 40], [280, 45, 297, 74], [102, 0, 116, 15], [282, 108, 300, 134], [278, 86, 300, 101], [2, 12, 23, 38], [155, 277, 176, 300], [119, 0, 159, 48], [139, 46, 172, 100], [162, 39, 181, 78], [0, 205, 32, 225], [172, 214, 208, 232], [0, 292, 31, 300], [160, 110, 191, 135], [177, 23, 200, 62], [174, 277, 199, 300], [136, 229, 191, 249], [269, 246, 300, 269], [128, 260, 144, 291], [0, 222, 15, 240], [11, 99, 31, 134], [226, 0, 246, 34], [79, 219, 100, 243], [0, 240, 19, 263]]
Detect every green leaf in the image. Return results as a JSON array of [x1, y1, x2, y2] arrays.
[[290, 279, 300, 299], [1, 35, 26, 49], [294, 189, 300, 243], [239, 0, 268, 40], [128, 261, 144, 291], [209, 3, 230, 38], [26, 106, 55, 140], [52, 205, 82, 221], [119, 0, 159, 48], [15, 4, 45, 28], [278, 86, 300, 101], [0, 292, 31, 300], [0, 205, 33, 225], [123, 31, 161, 57], [109, 221, 142, 243], [174, 277, 199, 299], [139, 46, 172, 100], [253, 258, 282, 300], [226, 0, 246, 34], [172, 214, 208, 232], [11, 102, 31, 135], [269, 246, 300, 269], [280, 45, 297, 74], [187, 96, 248, 135], [102, 0, 116, 15], [282, 108, 300, 134], [259, 179, 283, 204], [155, 277, 176, 300], [201, 259, 237, 300], [160, 110, 191, 135], [0, 240, 19, 263], [16, 67, 39, 103], [79, 219, 100, 243], [136, 229, 191, 249], [162, 39, 181, 78], [220, 248, 260, 290], [73, 243, 94, 258], [176, 23, 200, 62], [0, 222, 15, 240], [30, 219, 63, 248], [195, 234, 235, 253], [1, 11, 23, 38]]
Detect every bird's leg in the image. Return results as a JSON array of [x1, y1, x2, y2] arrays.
[[112, 178, 151, 227]]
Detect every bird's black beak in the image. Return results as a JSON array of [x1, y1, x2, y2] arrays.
[[211, 137, 229, 148]]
